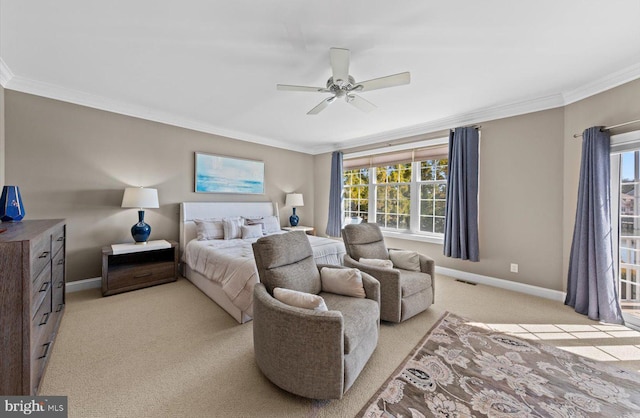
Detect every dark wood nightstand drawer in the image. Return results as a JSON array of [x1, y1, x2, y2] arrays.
[[107, 261, 175, 291], [102, 241, 178, 296]]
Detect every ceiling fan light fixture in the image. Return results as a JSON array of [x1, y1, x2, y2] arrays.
[[277, 47, 410, 115]]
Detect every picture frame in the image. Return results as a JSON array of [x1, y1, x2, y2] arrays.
[[195, 152, 265, 194]]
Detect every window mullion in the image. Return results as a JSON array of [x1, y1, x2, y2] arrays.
[[369, 167, 376, 223], [410, 161, 420, 233]]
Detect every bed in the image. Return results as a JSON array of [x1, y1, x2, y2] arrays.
[[179, 201, 346, 323]]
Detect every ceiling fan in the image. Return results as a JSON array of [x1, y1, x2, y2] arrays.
[[277, 47, 410, 115]]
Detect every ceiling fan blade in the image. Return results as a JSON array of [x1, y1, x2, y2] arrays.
[[277, 84, 331, 93], [330, 48, 350, 84], [347, 94, 377, 113], [307, 97, 336, 115], [355, 72, 410, 92]]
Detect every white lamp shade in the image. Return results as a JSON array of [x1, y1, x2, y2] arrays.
[[285, 193, 304, 207], [121, 187, 159, 209]]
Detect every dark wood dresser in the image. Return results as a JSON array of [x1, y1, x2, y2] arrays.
[[0, 219, 66, 395]]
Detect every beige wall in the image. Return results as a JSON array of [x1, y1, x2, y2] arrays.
[[4, 91, 314, 281], [315, 108, 566, 291], [314, 78, 640, 293], [5, 78, 640, 289], [562, 78, 640, 280]]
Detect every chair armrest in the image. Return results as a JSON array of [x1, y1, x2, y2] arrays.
[[417, 254, 436, 304], [360, 272, 380, 304], [253, 283, 345, 399]]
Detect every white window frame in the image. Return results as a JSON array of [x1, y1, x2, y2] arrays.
[[343, 137, 448, 244]]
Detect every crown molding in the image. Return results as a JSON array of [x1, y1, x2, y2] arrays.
[[562, 62, 640, 105], [2, 57, 639, 155], [310, 93, 566, 154], [3, 74, 309, 154], [0, 58, 14, 87]]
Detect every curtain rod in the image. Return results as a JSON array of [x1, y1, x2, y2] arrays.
[[572, 119, 640, 138]]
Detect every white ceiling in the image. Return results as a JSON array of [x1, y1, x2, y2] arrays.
[[1, 1, 640, 154]]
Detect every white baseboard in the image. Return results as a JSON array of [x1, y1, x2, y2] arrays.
[[436, 266, 566, 302], [69, 268, 567, 301], [66, 277, 101, 293]]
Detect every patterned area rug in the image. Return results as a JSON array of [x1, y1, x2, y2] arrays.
[[358, 311, 640, 417]]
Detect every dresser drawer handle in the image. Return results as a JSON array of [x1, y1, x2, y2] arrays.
[[57, 259, 65, 265], [39, 281, 50, 293], [39, 312, 50, 326], [134, 272, 152, 279], [39, 251, 50, 259], [56, 236, 65, 242], [57, 281, 64, 289], [38, 342, 51, 359], [56, 303, 64, 313]]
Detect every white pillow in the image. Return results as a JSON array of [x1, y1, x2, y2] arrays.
[[223, 217, 243, 240], [273, 288, 328, 311], [244, 217, 266, 234], [389, 249, 421, 272], [241, 224, 263, 239], [359, 258, 393, 269], [320, 267, 366, 298], [193, 218, 224, 240], [262, 215, 281, 234]]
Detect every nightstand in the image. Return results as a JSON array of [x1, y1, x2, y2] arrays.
[[282, 226, 316, 236], [101, 240, 178, 296]]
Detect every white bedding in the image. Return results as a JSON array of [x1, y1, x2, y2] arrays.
[[184, 233, 345, 316]]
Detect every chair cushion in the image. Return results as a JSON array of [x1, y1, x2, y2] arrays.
[[359, 258, 393, 269], [273, 288, 328, 311], [389, 249, 421, 272], [399, 270, 432, 297], [253, 232, 322, 295], [320, 267, 366, 298], [266, 257, 322, 295], [321, 292, 379, 354], [343, 223, 389, 260]]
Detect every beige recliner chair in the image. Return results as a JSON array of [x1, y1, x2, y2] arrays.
[[251, 231, 380, 400], [342, 223, 435, 323]]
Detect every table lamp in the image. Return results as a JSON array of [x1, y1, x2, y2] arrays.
[[285, 193, 304, 227], [0, 185, 26, 222], [121, 187, 159, 244]]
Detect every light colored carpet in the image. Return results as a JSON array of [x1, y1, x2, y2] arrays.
[[39, 276, 640, 417]]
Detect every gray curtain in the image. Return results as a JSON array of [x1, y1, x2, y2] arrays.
[[566, 127, 623, 324], [325, 151, 343, 237], [444, 127, 479, 261]]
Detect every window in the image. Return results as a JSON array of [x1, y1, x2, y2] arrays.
[[343, 168, 370, 223], [343, 140, 449, 239], [418, 159, 448, 234]]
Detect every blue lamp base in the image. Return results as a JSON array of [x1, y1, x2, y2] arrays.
[[0, 186, 26, 222], [131, 210, 151, 243], [289, 207, 299, 227]]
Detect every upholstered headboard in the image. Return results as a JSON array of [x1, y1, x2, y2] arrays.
[[179, 201, 279, 256]]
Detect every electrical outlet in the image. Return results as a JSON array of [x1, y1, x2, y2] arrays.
[[510, 263, 519, 273]]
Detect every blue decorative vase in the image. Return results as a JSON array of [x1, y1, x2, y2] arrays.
[[289, 207, 299, 227], [0, 186, 26, 222], [131, 210, 151, 243]]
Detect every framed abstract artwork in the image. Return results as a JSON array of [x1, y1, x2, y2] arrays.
[[195, 152, 265, 194]]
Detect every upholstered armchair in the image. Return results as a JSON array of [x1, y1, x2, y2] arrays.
[[251, 231, 380, 400], [342, 223, 435, 323]]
